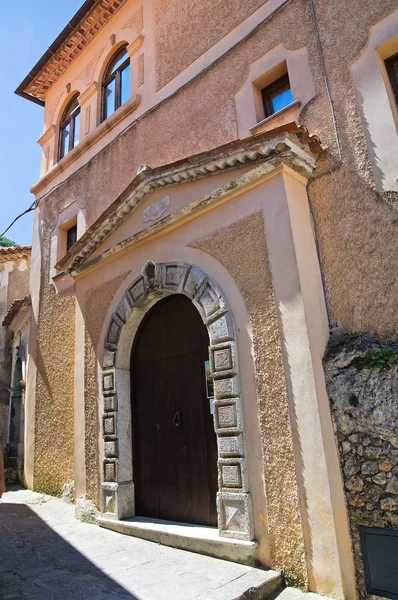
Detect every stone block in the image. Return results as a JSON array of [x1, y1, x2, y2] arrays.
[[104, 439, 118, 458], [100, 481, 135, 519], [217, 492, 254, 540], [193, 279, 223, 321], [214, 398, 242, 434], [210, 342, 237, 378], [214, 376, 239, 399], [218, 434, 244, 458], [161, 263, 189, 292], [103, 394, 118, 412], [105, 313, 124, 349], [183, 266, 206, 299], [102, 349, 116, 369], [102, 413, 117, 436], [102, 370, 116, 394], [219, 458, 248, 491], [103, 460, 117, 482], [126, 276, 146, 306], [208, 312, 235, 344]]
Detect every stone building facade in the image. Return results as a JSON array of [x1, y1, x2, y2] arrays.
[[15, 1, 398, 599]]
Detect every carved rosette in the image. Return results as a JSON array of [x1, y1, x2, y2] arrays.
[[100, 261, 253, 540]]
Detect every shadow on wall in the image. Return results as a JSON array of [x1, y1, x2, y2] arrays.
[[0, 499, 138, 599]]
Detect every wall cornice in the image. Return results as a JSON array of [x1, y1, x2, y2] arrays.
[[55, 133, 318, 275]]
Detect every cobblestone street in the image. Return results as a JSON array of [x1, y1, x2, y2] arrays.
[[0, 488, 282, 600]]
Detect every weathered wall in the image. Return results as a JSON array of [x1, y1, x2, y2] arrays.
[[325, 334, 398, 599], [84, 272, 128, 506], [33, 284, 75, 495], [153, 0, 266, 89], [191, 212, 307, 586], [7, 266, 29, 308], [35, 0, 398, 334]]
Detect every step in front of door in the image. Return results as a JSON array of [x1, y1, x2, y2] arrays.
[[98, 515, 262, 567]]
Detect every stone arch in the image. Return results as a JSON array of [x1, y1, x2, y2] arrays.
[[100, 261, 254, 541]]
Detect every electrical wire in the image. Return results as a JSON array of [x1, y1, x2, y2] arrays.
[[0, 201, 37, 239]]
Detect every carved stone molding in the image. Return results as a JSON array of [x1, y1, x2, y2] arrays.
[[37, 125, 56, 148], [127, 35, 144, 58], [121, 6, 143, 34], [100, 261, 254, 540], [76, 47, 105, 85]]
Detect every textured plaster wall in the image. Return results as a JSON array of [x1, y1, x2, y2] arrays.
[[33, 285, 75, 495], [325, 334, 398, 599], [153, 0, 266, 89], [34, 0, 398, 334], [84, 273, 129, 506], [191, 212, 307, 585]]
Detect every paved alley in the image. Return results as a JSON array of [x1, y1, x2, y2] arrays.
[[0, 488, 281, 600]]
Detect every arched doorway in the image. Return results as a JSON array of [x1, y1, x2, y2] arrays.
[[130, 294, 218, 526]]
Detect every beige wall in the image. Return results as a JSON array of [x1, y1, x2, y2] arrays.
[[32, 0, 398, 334]]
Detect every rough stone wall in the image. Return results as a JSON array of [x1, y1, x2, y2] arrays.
[[191, 212, 307, 586], [325, 334, 398, 599], [84, 272, 129, 506]]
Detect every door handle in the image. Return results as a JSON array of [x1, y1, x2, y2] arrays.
[[173, 411, 181, 427]]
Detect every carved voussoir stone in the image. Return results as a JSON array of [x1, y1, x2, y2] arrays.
[[105, 313, 124, 348], [104, 439, 118, 458], [193, 279, 224, 323], [126, 276, 146, 307], [102, 370, 116, 394], [218, 433, 244, 458], [214, 398, 242, 434], [103, 349, 116, 369], [183, 266, 207, 299], [103, 459, 117, 483], [210, 342, 237, 378], [214, 375, 239, 398], [217, 492, 254, 540], [115, 295, 131, 323], [103, 394, 118, 413], [102, 413, 117, 437], [160, 262, 190, 292], [208, 311, 235, 344], [219, 457, 248, 492]]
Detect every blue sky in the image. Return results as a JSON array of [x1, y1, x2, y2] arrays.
[[0, 1, 83, 245]]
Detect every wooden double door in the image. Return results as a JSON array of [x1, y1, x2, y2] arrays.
[[130, 294, 218, 526]]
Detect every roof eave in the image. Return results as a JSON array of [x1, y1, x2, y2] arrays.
[[14, 0, 97, 105]]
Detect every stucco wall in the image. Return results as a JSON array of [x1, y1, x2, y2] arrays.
[[153, 0, 266, 89], [34, 0, 398, 335], [191, 212, 307, 585], [84, 272, 128, 506], [33, 283, 76, 495]]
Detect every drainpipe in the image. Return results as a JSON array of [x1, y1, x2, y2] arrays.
[[306, 0, 344, 329]]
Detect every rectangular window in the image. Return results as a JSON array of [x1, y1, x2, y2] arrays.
[[66, 224, 77, 252], [385, 54, 398, 108], [261, 74, 294, 118]]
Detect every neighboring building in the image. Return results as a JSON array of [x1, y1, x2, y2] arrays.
[[0, 247, 31, 477], [14, 1, 398, 599]]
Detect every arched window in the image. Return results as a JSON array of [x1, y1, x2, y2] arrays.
[[102, 46, 130, 121], [59, 95, 80, 160]]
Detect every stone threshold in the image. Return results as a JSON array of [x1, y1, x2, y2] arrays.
[[98, 515, 262, 567]]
